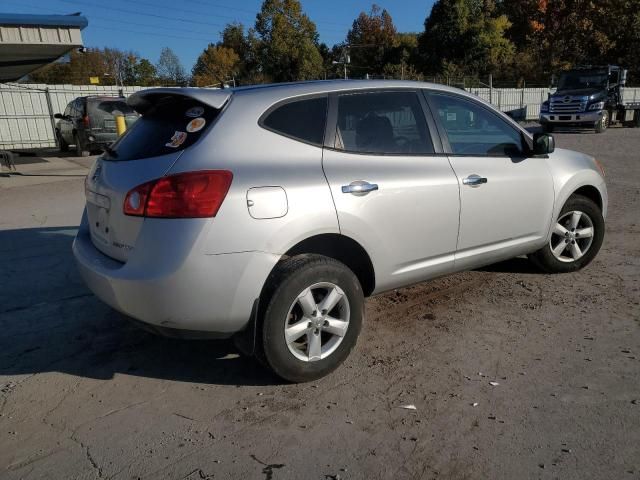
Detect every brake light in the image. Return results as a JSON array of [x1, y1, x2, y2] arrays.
[[83, 115, 90, 128], [124, 170, 233, 218]]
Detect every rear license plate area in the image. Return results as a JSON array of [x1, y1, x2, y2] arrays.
[[86, 191, 111, 247]]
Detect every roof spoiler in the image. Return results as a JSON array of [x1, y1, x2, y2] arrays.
[[127, 87, 232, 115]]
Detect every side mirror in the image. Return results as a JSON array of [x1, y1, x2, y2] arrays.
[[54, 113, 63, 119], [533, 132, 555, 155]]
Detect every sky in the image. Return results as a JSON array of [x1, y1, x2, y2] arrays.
[[1, 0, 436, 71]]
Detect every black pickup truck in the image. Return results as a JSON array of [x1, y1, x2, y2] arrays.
[[539, 65, 640, 133]]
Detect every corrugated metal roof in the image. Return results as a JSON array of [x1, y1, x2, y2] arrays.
[[0, 13, 88, 29]]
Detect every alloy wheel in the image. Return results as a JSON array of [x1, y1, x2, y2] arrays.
[[549, 210, 595, 263], [284, 282, 350, 362]]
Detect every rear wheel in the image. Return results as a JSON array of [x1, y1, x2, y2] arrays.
[[74, 133, 90, 157], [595, 110, 609, 133], [258, 255, 364, 383], [529, 194, 604, 273]]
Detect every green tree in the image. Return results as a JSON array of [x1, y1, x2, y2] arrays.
[[346, 5, 397, 78], [192, 45, 240, 86], [418, 0, 515, 77], [156, 47, 187, 86], [254, 0, 323, 82], [134, 59, 158, 86]]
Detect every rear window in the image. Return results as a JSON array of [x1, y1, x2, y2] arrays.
[[88, 98, 137, 119], [103, 96, 218, 161], [261, 96, 327, 146]]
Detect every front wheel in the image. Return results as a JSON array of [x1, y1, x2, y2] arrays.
[[57, 131, 69, 152], [529, 194, 604, 273], [259, 255, 364, 383], [595, 111, 609, 133]]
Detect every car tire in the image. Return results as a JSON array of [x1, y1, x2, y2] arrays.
[[74, 133, 90, 157], [257, 254, 364, 383], [529, 194, 604, 274], [595, 111, 609, 133], [57, 131, 69, 152]]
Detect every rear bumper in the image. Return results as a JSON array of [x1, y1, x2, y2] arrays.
[[540, 110, 602, 125], [72, 211, 279, 335]]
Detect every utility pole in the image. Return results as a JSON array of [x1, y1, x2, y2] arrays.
[[332, 47, 350, 80]]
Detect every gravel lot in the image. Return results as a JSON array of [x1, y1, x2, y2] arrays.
[[1, 127, 639, 480]]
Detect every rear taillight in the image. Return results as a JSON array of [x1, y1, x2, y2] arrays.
[[123, 170, 233, 218], [83, 115, 90, 128]]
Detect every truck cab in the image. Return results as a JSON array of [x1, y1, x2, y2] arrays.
[[540, 65, 640, 133]]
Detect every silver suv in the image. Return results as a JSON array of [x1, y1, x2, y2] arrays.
[[73, 80, 607, 382]]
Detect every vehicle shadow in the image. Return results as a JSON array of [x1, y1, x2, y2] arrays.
[[0, 226, 280, 386], [477, 256, 544, 274]]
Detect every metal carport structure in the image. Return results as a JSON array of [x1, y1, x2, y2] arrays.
[[0, 12, 88, 166]]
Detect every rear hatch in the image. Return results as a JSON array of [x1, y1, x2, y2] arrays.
[[84, 90, 229, 262], [87, 97, 139, 142]]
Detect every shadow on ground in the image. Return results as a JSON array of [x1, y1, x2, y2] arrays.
[[0, 226, 543, 387], [0, 226, 279, 387]]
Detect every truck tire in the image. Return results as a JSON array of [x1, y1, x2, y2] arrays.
[[595, 111, 609, 133], [257, 254, 364, 383]]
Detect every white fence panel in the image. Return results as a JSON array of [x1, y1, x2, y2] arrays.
[[2, 84, 640, 150], [0, 83, 146, 150]]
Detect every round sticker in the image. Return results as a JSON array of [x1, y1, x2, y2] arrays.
[[186, 117, 206, 133], [185, 106, 204, 118], [165, 131, 187, 148]]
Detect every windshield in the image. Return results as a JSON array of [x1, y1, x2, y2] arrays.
[[558, 70, 608, 90]]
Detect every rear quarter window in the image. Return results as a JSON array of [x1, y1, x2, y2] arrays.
[[260, 96, 327, 146], [104, 96, 219, 161]]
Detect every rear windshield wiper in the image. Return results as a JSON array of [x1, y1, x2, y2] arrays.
[[102, 145, 118, 159]]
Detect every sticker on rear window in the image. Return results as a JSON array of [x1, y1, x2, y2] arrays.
[[186, 117, 206, 133], [446, 112, 457, 121], [185, 106, 204, 118], [166, 131, 187, 148]]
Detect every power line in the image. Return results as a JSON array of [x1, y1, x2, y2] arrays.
[[1, 0, 219, 41], [54, 0, 228, 29]]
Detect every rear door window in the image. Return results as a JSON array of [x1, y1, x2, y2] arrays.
[[334, 91, 434, 154], [261, 96, 327, 146], [103, 96, 218, 161]]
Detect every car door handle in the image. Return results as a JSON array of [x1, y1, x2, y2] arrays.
[[341, 181, 378, 196], [462, 175, 488, 187]]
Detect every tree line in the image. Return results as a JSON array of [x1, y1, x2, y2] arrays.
[[28, 0, 640, 87]]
